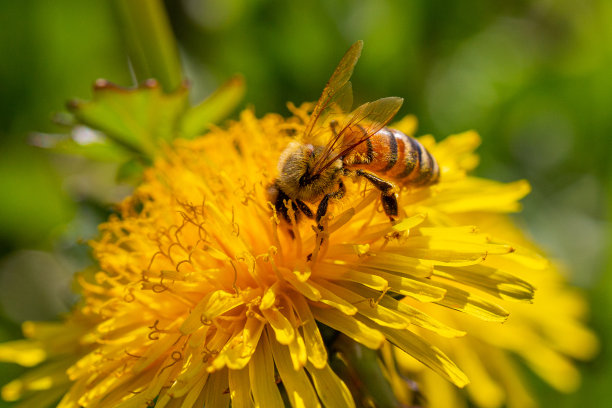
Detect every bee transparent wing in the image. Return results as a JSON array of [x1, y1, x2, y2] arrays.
[[302, 41, 362, 143], [311, 96, 404, 175], [343, 96, 404, 139], [330, 81, 354, 119], [307, 82, 353, 144]]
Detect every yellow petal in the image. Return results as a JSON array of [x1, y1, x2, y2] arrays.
[[179, 371, 208, 408], [485, 348, 536, 408], [376, 320, 469, 388], [286, 303, 308, 371], [434, 264, 535, 302], [0, 340, 47, 367], [131, 332, 182, 373], [312, 307, 384, 350], [126, 352, 182, 407], [228, 367, 251, 408], [292, 295, 328, 369], [317, 265, 389, 290], [11, 387, 69, 408], [434, 282, 509, 322], [401, 235, 511, 263], [420, 368, 469, 408], [283, 271, 322, 301], [432, 179, 530, 213], [162, 352, 206, 400], [261, 306, 295, 345], [360, 252, 435, 278], [180, 290, 243, 334], [202, 368, 230, 408], [249, 332, 284, 408], [1, 359, 71, 401], [318, 281, 408, 329], [287, 330, 307, 371], [268, 328, 321, 408], [521, 339, 582, 392], [260, 282, 279, 310], [373, 271, 447, 302], [308, 280, 358, 315], [453, 339, 504, 408], [211, 317, 265, 370], [347, 283, 464, 338]]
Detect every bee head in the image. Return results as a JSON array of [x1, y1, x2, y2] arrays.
[[276, 142, 341, 202]]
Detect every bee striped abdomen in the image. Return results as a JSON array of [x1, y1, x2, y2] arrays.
[[345, 127, 439, 187]]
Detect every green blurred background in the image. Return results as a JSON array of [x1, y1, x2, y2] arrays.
[[0, 0, 610, 406]]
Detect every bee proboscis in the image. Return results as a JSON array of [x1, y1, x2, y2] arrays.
[[268, 40, 439, 229]]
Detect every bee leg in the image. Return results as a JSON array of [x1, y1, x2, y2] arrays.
[[305, 182, 346, 262], [381, 195, 398, 221], [272, 186, 298, 224], [355, 170, 398, 220], [315, 180, 346, 225], [295, 199, 314, 219]]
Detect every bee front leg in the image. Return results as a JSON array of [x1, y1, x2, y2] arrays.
[[295, 199, 313, 219], [269, 183, 314, 223], [355, 170, 398, 221], [269, 184, 298, 224], [315, 180, 346, 225]]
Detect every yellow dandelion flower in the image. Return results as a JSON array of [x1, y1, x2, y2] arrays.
[[2, 41, 592, 408], [0, 102, 552, 407], [388, 212, 598, 408]]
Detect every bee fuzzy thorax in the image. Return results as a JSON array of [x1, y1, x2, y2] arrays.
[[275, 142, 342, 203]]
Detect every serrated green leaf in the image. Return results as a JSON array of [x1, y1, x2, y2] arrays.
[[67, 79, 189, 158], [180, 75, 245, 138]]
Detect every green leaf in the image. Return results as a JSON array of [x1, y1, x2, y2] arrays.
[[113, 0, 183, 93], [52, 140, 130, 162], [67, 79, 189, 159], [330, 334, 402, 408], [60, 76, 244, 183], [32, 133, 131, 163], [116, 159, 146, 184], [180, 75, 245, 139]]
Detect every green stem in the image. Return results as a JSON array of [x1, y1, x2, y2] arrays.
[[331, 335, 402, 408], [114, 0, 183, 93]]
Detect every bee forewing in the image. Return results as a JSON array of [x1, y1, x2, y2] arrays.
[[310, 97, 404, 176], [332, 81, 354, 117], [308, 82, 354, 146], [333, 96, 404, 154], [302, 41, 363, 142], [345, 96, 404, 138]]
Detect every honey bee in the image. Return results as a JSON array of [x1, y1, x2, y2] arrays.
[[268, 40, 439, 229]]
